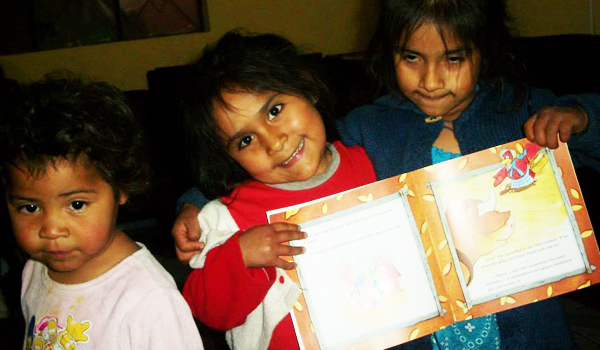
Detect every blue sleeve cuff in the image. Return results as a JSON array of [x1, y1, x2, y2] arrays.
[[175, 187, 210, 213]]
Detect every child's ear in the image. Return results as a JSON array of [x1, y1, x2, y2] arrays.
[[118, 192, 129, 205]]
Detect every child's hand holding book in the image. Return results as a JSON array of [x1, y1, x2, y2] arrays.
[[239, 223, 307, 269]]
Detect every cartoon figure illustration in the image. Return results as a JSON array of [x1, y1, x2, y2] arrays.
[[445, 189, 515, 285], [493, 143, 544, 195], [336, 256, 404, 309], [27, 315, 91, 350], [58, 315, 91, 350]]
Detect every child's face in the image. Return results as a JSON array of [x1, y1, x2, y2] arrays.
[[5, 157, 128, 284], [394, 23, 481, 120], [215, 90, 329, 184]]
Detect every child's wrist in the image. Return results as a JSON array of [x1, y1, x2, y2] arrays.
[[573, 105, 589, 134]]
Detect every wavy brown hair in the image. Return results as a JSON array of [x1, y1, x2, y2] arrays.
[[0, 72, 150, 199]]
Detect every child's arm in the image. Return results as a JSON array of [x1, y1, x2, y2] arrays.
[[523, 105, 589, 149], [183, 229, 300, 330], [183, 199, 305, 331]]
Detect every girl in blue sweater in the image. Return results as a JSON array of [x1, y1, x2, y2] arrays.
[[333, 0, 598, 349], [338, 0, 599, 181], [173, 1, 599, 348]]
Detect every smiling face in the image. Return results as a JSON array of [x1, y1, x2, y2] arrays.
[[215, 90, 330, 184], [395, 23, 481, 121], [5, 157, 134, 284]]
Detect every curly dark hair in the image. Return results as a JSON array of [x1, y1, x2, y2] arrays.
[[0, 72, 150, 199], [181, 29, 333, 199], [367, 0, 523, 104]]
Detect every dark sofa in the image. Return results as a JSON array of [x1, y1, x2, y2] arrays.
[[1, 34, 599, 349]]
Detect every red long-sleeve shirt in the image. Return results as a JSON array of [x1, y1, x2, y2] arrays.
[[183, 142, 376, 350]]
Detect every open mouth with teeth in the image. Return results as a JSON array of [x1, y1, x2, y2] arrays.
[[281, 138, 305, 167]]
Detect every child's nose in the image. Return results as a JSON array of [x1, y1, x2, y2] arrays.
[[39, 211, 69, 239], [421, 63, 444, 92], [264, 129, 288, 156]]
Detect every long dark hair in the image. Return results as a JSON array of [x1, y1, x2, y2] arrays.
[[367, 0, 522, 103], [182, 29, 333, 199]]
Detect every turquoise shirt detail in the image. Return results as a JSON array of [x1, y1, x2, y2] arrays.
[[431, 315, 501, 350], [431, 146, 461, 164]]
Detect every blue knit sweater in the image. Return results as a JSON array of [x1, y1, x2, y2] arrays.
[[337, 83, 600, 180]]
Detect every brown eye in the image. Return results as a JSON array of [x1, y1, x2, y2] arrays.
[[268, 104, 283, 120], [403, 53, 418, 62], [448, 56, 465, 64], [239, 135, 254, 149], [69, 201, 86, 211], [21, 204, 38, 213]]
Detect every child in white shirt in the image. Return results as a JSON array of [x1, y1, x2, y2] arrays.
[[0, 73, 204, 350]]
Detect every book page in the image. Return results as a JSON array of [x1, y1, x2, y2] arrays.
[[290, 193, 441, 349], [431, 148, 588, 306]]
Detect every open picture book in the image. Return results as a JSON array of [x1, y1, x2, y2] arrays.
[[267, 138, 599, 350]]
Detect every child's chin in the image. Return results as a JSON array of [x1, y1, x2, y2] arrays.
[[46, 263, 78, 274], [418, 106, 448, 118], [44, 258, 82, 274]]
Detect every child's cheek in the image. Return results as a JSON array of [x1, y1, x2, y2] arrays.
[[12, 221, 40, 255]]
